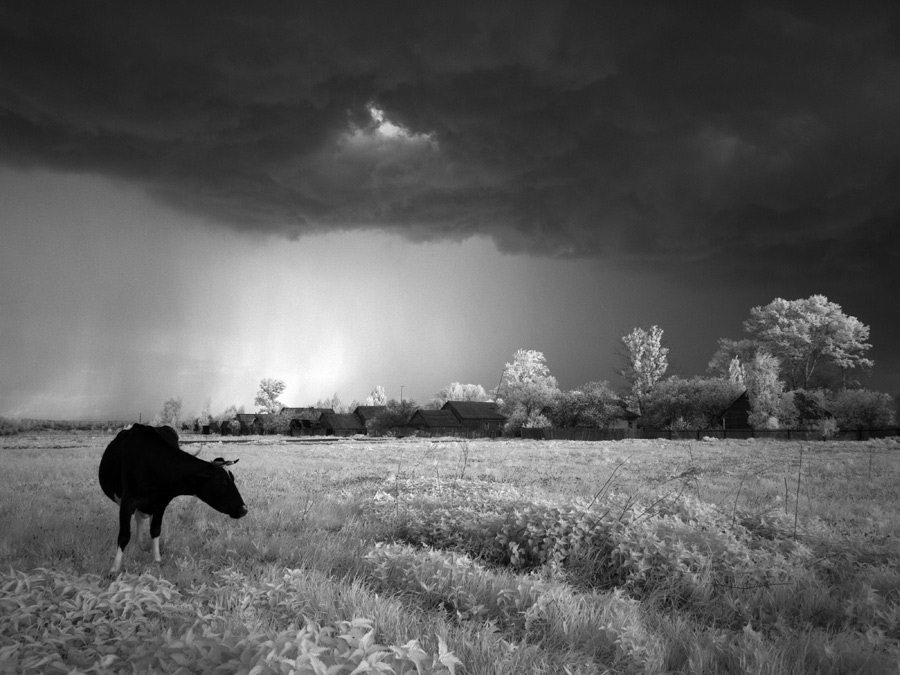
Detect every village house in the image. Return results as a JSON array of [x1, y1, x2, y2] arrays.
[[282, 407, 334, 437], [405, 408, 463, 436], [441, 401, 507, 436], [353, 405, 387, 432], [320, 412, 367, 437]]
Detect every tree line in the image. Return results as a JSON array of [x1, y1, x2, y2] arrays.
[[152, 294, 896, 435]]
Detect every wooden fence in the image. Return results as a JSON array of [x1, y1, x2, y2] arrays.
[[519, 427, 900, 442]]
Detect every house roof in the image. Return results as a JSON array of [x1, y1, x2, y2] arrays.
[[442, 401, 507, 422], [353, 406, 386, 421], [791, 390, 835, 418], [721, 390, 750, 414], [320, 412, 366, 431], [281, 407, 334, 420], [614, 400, 641, 420], [236, 414, 259, 423], [409, 409, 463, 427]]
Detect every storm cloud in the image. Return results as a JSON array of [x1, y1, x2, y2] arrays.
[[2, 2, 899, 418], [3, 2, 897, 273]]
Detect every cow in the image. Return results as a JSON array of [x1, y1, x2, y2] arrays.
[[98, 423, 248, 573]]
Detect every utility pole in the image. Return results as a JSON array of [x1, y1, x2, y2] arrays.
[[400, 385, 404, 402]]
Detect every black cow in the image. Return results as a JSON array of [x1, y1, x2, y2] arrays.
[[98, 423, 248, 573]]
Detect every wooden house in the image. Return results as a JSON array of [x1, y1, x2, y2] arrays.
[[608, 400, 640, 436], [284, 407, 334, 437], [320, 412, 367, 437], [235, 413, 262, 435], [406, 409, 463, 436], [353, 405, 387, 432], [442, 401, 507, 436], [720, 391, 752, 429]]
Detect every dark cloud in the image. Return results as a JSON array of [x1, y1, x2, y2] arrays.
[[2, 1, 899, 285]]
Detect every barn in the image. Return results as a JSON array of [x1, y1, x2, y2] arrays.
[[354, 405, 386, 427], [320, 412, 367, 437], [608, 400, 640, 436], [235, 413, 262, 435], [442, 401, 507, 436], [406, 409, 463, 436], [283, 407, 333, 437], [720, 391, 752, 429]]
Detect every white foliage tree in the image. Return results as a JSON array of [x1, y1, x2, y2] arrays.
[[156, 397, 183, 428], [431, 382, 490, 408], [744, 351, 783, 429], [727, 356, 745, 387], [498, 349, 559, 432], [365, 385, 387, 406], [255, 378, 286, 414], [620, 325, 669, 417], [744, 295, 873, 389]]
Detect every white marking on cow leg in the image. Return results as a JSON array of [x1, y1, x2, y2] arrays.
[[111, 548, 123, 574], [151, 537, 161, 562]]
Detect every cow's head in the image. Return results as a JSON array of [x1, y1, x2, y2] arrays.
[[193, 460, 248, 519]]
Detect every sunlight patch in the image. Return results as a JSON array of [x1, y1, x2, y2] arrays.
[[342, 104, 438, 151]]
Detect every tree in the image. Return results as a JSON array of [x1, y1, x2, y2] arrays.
[[708, 338, 758, 378], [255, 378, 286, 414], [744, 352, 783, 429], [199, 397, 212, 426], [828, 389, 896, 429], [496, 349, 560, 433], [642, 377, 743, 430], [430, 382, 490, 409], [619, 326, 668, 417], [727, 356, 745, 387], [156, 397, 183, 428], [367, 398, 418, 435], [260, 413, 292, 435], [743, 295, 873, 390], [365, 386, 387, 406], [778, 389, 830, 430], [217, 404, 243, 422], [315, 393, 348, 412], [548, 381, 621, 428]]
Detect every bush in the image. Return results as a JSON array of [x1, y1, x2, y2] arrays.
[[368, 399, 417, 435], [828, 389, 897, 429]]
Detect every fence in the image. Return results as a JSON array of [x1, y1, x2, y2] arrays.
[[520, 427, 630, 441], [396, 427, 502, 439], [519, 427, 900, 442]]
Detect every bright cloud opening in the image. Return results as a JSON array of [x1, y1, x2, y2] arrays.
[[343, 104, 438, 150]]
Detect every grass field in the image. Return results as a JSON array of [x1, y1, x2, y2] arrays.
[[1, 432, 899, 674]]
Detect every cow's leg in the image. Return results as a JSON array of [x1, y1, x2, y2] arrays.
[[149, 509, 166, 563], [112, 502, 135, 574], [134, 511, 151, 549]]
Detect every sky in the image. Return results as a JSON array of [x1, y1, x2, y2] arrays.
[[1, 2, 898, 421]]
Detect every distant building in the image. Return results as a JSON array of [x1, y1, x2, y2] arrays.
[[283, 407, 334, 437], [608, 400, 640, 436], [353, 405, 387, 432], [721, 389, 834, 432], [406, 409, 464, 436], [442, 401, 507, 436], [320, 412, 367, 437], [721, 391, 752, 429], [235, 413, 262, 435]]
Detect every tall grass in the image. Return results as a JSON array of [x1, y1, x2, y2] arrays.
[[1, 434, 899, 673]]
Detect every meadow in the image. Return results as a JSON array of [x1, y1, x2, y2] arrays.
[[1, 432, 899, 674]]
